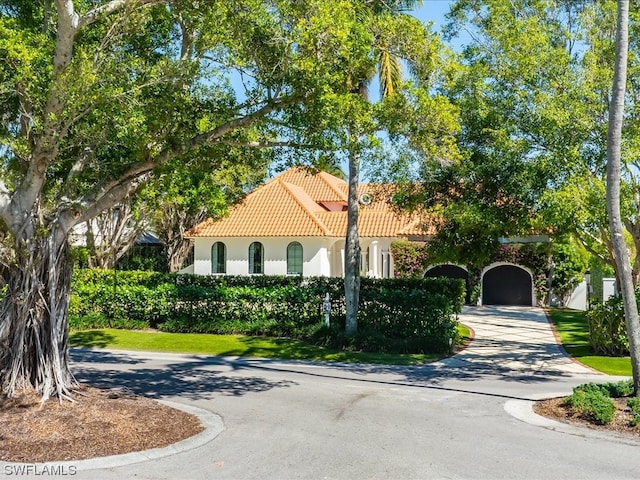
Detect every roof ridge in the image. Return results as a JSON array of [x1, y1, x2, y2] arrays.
[[279, 180, 333, 236], [317, 171, 348, 202]]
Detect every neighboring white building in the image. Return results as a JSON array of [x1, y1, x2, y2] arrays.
[[184, 167, 433, 277]]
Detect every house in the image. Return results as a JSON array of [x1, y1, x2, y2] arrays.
[[183, 167, 587, 309], [184, 167, 434, 278]]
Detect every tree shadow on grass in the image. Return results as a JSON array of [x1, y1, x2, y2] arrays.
[[70, 348, 144, 365], [70, 330, 116, 349]]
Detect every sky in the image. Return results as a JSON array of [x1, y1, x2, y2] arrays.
[[412, 0, 453, 29]]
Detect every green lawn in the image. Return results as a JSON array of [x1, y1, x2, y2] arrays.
[[70, 327, 469, 366], [547, 307, 632, 376]]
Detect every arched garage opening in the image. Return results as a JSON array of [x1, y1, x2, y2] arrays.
[[482, 264, 533, 306], [425, 264, 471, 303]]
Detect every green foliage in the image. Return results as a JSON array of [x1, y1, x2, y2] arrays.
[[357, 280, 460, 353], [547, 308, 632, 376], [390, 241, 430, 278], [117, 245, 166, 272], [565, 380, 634, 426], [70, 270, 464, 354], [69, 271, 177, 328], [551, 241, 589, 303], [68, 328, 446, 365], [627, 397, 640, 426], [444, 0, 640, 289], [587, 295, 631, 356], [574, 380, 634, 398], [565, 387, 615, 425]]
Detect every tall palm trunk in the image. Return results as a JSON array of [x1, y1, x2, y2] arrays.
[[345, 143, 362, 335], [606, 0, 640, 395]]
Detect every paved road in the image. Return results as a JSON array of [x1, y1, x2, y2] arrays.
[[20, 307, 640, 479]]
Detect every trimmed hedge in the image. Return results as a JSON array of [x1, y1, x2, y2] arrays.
[[70, 270, 465, 353]]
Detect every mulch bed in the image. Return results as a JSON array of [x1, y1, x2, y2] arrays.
[[534, 397, 640, 438], [0, 385, 204, 463]]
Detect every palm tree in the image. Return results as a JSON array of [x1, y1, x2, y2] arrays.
[[606, 0, 640, 395], [344, 0, 424, 335]]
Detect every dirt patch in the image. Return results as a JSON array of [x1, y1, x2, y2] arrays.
[[534, 397, 640, 438], [0, 385, 204, 463]]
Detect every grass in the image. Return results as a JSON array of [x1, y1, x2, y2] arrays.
[[546, 307, 632, 376], [70, 325, 470, 366]]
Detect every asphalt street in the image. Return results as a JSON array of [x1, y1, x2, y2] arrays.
[[7, 306, 640, 479]]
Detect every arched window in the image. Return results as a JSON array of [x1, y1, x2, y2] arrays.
[[287, 242, 303, 275], [248, 242, 264, 274], [211, 242, 226, 274]]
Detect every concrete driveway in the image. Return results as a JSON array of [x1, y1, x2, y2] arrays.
[[15, 306, 640, 479], [445, 306, 598, 376]]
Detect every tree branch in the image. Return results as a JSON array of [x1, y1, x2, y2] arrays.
[[157, 97, 295, 163], [217, 140, 321, 149], [78, 0, 163, 29], [0, 180, 12, 226], [9, 1, 80, 229], [58, 160, 156, 233]]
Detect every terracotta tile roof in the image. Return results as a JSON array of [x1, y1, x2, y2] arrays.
[[277, 168, 347, 202], [186, 177, 330, 237], [185, 167, 436, 238]]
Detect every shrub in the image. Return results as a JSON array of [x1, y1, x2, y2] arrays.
[[586, 295, 630, 356], [627, 397, 640, 427], [574, 380, 633, 398], [550, 242, 589, 305], [566, 386, 615, 425], [390, 241, 430, 278]]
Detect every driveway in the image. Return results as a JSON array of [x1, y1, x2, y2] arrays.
[[31, 307, 640, 479], [446, 306, 598, 376]]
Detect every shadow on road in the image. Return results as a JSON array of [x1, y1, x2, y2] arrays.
[[70, 347, 575, 403], [71, 351, 297, 400]]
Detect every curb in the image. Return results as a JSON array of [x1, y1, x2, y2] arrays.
[[504, 394, 640, 447], [0, 401, 224, 472]]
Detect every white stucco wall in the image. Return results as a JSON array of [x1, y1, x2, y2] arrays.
[[193, 237, 333, 276], [191, 236, 399, 278]]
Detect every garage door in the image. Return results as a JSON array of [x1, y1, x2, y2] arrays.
[[482, 265, 532, 306], [425, 265, 470, 303]]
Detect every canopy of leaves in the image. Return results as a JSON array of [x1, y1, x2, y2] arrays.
[[393, 0, 640, 273], [0, 0, 386, 242]]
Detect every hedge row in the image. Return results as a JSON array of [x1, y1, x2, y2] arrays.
[[70, 270, 465, 353]]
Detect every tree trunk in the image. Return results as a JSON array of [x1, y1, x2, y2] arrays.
[[0, 226, 77, 400], [345, 146, 361, 335], [85, 203, 147, 270], [159, 206, 207, 273], [166, 238, 193, 273], [606, 0, 640, 395]]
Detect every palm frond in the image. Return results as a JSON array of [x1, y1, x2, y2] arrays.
[[378, 49, 402, 98]]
